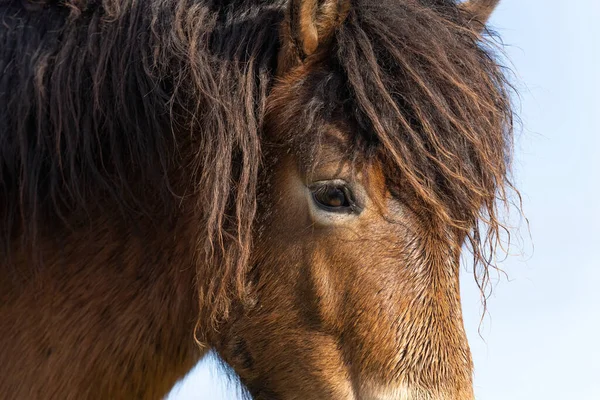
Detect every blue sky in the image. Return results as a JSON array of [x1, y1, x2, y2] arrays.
[[168, 1, 600, 399]]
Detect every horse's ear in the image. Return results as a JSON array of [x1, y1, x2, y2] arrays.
[[277, 0, 351, 75], [459, 0, 500, 32]]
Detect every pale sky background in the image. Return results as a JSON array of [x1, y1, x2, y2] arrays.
[[168, 1, 600, 399]]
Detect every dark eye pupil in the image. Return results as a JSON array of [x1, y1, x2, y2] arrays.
[[314, 185, 350, 209]]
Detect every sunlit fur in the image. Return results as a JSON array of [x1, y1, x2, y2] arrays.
[[0, 0, 515, 399]]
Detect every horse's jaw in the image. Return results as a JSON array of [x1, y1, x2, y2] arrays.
[[357, 382, 475, 400]]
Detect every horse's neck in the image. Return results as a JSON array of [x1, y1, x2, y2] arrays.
[[0, 213, 206, 399]]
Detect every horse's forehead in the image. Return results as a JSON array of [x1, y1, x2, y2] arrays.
[[309, 125, 352, 159], [287, 124, 358, 170]]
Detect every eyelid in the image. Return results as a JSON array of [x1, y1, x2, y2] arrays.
[[308, 179, 349, 191]]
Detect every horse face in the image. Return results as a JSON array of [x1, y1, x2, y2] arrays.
[[217, 123, 473, 400], [215, 0, 506, 398]]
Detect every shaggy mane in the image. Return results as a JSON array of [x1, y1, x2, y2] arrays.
[[0, 0, 283, 328], [0, 0, 517, 330]]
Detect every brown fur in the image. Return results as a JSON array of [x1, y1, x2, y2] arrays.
[[0, 0, 512, 399], [460, 0, 501, 30]]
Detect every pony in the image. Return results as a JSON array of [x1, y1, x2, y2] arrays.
[[0, 0, 515, 398]]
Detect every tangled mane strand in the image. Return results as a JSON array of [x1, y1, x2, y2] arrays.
[[333, 0, 517, 295], [0, 0, 282, 331]]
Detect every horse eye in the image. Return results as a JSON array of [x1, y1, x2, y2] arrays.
[[311, 183, 355, 213]]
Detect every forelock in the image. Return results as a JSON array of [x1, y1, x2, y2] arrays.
[[267, 0, 517, 295]]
